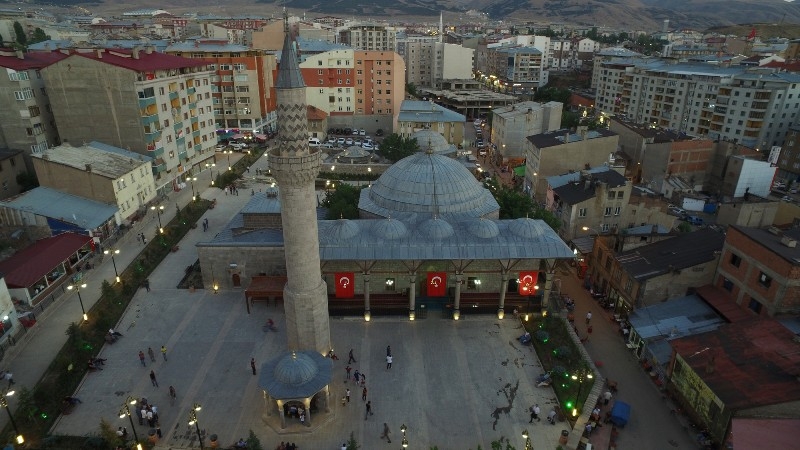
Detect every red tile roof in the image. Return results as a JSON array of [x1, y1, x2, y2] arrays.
[[69, 49, 208, 72], [763, 60, 800, 72], [0, 49, 70, 71], [307, 105, 327, 121], [670, 316, 800, 410], [0, 232, 91, 288], [694, 285, 753, 323]]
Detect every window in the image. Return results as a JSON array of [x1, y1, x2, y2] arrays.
[[617, 191, 624, 199], [758, 272, 772, 288], [613, 207, 621, 216], [624, 278, 633, 293], [601, 224, 610, 232], [607, 191, 616, 200], [747, 297, 763, 314], [721, 277, 733, 292], [604, 207, 612, 217], [729, 253, 741, 268], [578, 208, 587, 217], [467, 277, 481, 290]]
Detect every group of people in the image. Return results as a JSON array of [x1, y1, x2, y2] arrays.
[[274, 442, 298, 450], [138, 399, 160, 430], [87, 356, 106, 371]]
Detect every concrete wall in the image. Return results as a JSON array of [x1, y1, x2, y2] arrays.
[[640, 258, 718, 306], [32, 159, 116, 203], [716, 201, 778, 228]]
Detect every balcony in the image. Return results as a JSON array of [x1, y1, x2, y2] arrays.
[[138, 96, 156, 108]]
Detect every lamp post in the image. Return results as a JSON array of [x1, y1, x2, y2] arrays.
[[189, 176, 198, 201], [188, 403, 204, 449], [225, 150, 232, 171], [400, 423, 408, 448], [570, 367, 594, 417], [118, 396, 142, 449], [521, 429, 533, 450], [104, 248, 121, 283], [151, 205, 164, 234], [1, 390, 24, 445], [581, 225, 600, 236], [205, 163, 216, 186], [67, 282, 88, 322]]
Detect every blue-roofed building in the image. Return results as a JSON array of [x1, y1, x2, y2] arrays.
[[30, 141, 155, 224], [396, 100, 465, 146], [295, 37, 350, 62]]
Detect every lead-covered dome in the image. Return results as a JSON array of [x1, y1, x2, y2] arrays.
[[359, 152, 499, 219], [411, 129, 457, 155], [508, 218, 548, 239]]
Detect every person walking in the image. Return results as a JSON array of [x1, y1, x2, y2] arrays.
[[362, 386, 368, 401], [348, 349, 356, 363], [138, 350, 146, 367], [585, 311, 592, 325], [149, 370, 158, 387], [360, 373, 366, 387], [345, 365, 352, 381], [380, 422, 392, 443], [161, 345, 167, 361], [345, 388, 351, 403], [148, 347, 156, 362], [169, 386, 177, 405], [143, 279, 150, 292], [251, 358, 257, 375], [529, 404, 541, 423], [547, 407, 557, 425], [364, 401, 373, 420], [386, 355, 393, 370], [603, 390, 612, 406]]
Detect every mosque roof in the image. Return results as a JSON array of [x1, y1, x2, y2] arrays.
[[259, 351, 332, 399], [276, 25, 305, 89], [411, 129, 457, 155], [359, 152, 498, 219]]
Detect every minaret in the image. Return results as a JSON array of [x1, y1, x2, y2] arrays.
[[269, 14, 331, 355], [439, 12, 443, 43]]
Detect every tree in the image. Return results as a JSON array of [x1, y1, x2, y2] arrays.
[[533, 85, 572, 105], [677, 222, 692, 233], [379, 133, 418, 163], [406, 83, 418, 98], [16, 171, 38, 192], [245, 429, 264, 450], [346, 431, 360, 450], [30, 28, 50, 45], [321, 183, 362, 219], [484, 178, 560, 230], [561, 111, 579, 129], [13, 21, 26, 45]]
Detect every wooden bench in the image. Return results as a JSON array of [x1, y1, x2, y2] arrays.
[[328, 294, 409, 316]]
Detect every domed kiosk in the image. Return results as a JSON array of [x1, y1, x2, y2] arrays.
[[259, 351, 333, 430], [410, 129, 457, 156], [359, 150, 499, 219]]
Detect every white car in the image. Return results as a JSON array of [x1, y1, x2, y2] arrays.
[[215, 144, 227, 151], [337, 137, 346, 145], [354, 139, 363, 146], [362, 143, 374, 150], [230, 142, 246, 151], [345, 138, 354, 145], [352, 129, 359, 136], [359, 129, 366, 136]]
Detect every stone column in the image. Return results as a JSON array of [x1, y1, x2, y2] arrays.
[[453, 272, 462, 320], [408, 274, 416, 318], [497, 271, 509, 319], [363, 272, 371, 321], [278, 400, 286, 429], [542, 262, 555, 317], [324, 385, 331, 413], [303, 398, 311, 426]]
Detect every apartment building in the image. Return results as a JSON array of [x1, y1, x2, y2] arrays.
[[479, 46, 548, 93], [41, 48, 216, 192], [31, 141, 156, 222], [549, 38, 572, 70], [524, 127, 619, 198], [300, 49, 404, 133], [715, 225, 800, 317], [589, 47, 641, 89], [575, 38, 601, 69], [0, 49, 67, 157], [340, 24, 398, 52], [396, 100, 465, 145], [490, 101, 562, 161], [595, 60, 800, 149], [402, 39, 474, 88], [775, 124, 800, 184], [165, 37, 278, 134]]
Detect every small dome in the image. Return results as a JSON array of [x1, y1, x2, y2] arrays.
[[418, 217, 454, 239], [372, 218, 408, 240], [411, 129, 456, 155], [273, 352, 319, 386], [340, 146, 371, 159], [467, 219, 500, 239], [509, 218, 547, 239], [330, 219, 360, 240]]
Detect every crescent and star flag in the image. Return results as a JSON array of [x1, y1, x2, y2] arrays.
[[427, 272, 447, 297], [335, 272, 355, 298], [518, 271, 539, 296]]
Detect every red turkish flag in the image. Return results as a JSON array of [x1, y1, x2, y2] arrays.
[[335, 272, 355, 298], [518, 271, 539, 296], [427, 272, 447, 297]]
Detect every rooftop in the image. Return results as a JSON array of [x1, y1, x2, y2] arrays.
[[527, 128, 617, 149], [0, 48, 69, 71], [32, 141, 151, 179], [398, 101, 466, 124], [165, 38, 251, 53], [670, 316, 800, 410], [616, 229, 725, 281], [0, 232, 91, 288], [551, 170, 627, 205], [610, 118, 696, 143], [64, 48, 209, 72], [547, 165, 617, 189], [0, 187, 118, 230], [729, 225, 800, 266], [492, 101, 560, 119]]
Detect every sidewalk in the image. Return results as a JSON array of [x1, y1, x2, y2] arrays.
[[554, 265, 699, 450], [0, 150, 252, 433]]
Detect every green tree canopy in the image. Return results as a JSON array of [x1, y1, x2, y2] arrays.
[[484, 177, 560, 230], [13, 21, 26, 45], [533, 85, 572, 105], [321, 183, 362, 219], [30, 28, 50, 45], [406, 83, 417, 98], [378, 133, 419, 163]]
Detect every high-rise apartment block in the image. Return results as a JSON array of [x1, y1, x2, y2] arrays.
[[41, 48, 216, 192], [339, 24, 398, 52], [401, 38, 474, 88], [165, 37, 278, 134], [595, 59, 800, 149]]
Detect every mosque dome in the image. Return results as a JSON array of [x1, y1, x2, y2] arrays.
[[467, 218, 500, 239], [329, 219, 360, 240], [360, 152, 499, 218], [411, 129, 457, 155], [273, 351, 320, 386], [371, 218, 408, 240], [418, 217, 455, 239], [508, 218, 548, 239]]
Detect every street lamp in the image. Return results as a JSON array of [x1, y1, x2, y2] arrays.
[[400, 423, 408, 448], [570, 367, 594, 416], [67, 282, 88, 321], [151, 205, 164, 234], [119, 396, 142, 450], [521, 429, 533, 450], [189, 176, 198, 201], [104, 248, 121, 283], [188, 403, 204, 450], [225, 150, 232, 171], [1, 390, 24, 445], [581, 226, 600, 235], [205, 162, 216, 186]]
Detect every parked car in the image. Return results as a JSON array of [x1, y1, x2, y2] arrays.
[[668, 206, 686, 216], [308, 137, 322, 147], [375, 129, 384, 136], [354, 139, 363, 146], [344, 128, 352, 135], [321, 143, 335, 149], [362, 143, 374, 150], [327, 137, 337, 144], [345, 138, 354, 145], [352, 128, 360, 136], [337, 137, 346, 145], [230, 142, 247, 151], [359, 129, 366, 136], [215, 143, 227, 151], [682, 215, 704, 225]]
